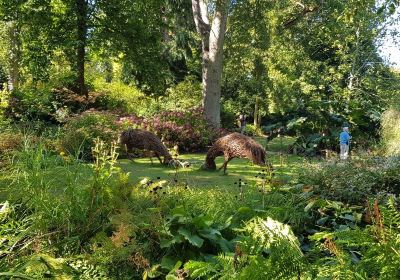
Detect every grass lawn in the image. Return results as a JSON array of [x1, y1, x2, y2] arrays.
[[118, 136, 311, 188]]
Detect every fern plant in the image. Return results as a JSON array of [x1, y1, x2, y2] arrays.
[[184, 217, 304, 279], [309, 197, 400, 279]]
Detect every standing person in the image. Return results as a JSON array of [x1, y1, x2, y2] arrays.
[[339, 126, 351, 160], [238, 113, 247, 134]]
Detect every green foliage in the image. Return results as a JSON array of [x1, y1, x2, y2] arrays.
[[381, 108, 400, 156], [119, 107, 220, 152], [309, 197, 400, 279], [58, 110, 119, 160], [0, 201, 33, 271], [223, 0, 400, 139], [184, 217, 303, 280], [244, 124, 262, 136], [93, 77, 153, 115], [6, 86, 54, 122], [160, 205, 233, 255], [160, 75, 202, 112], [7, 138, 128, 245], [0, 129, 24, 156], [299, 159, 386, 204], [0, 89, 10, 127], [2, 131, 400, 279]]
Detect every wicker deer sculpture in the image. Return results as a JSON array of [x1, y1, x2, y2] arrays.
[[202, 132, 272, 174], [120, 129, 173, 165], [120, 128, 190, 168]]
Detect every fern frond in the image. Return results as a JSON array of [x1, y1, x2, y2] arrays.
[[184, 260, 220, 280], [237, 217, 303, 279]]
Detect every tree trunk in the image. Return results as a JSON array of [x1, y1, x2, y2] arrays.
[[254, 96, 260, 127], [192, 0, 229, 128], [7, 21, 21, 92], [104, 60, 113, 83], [76, 0, 87, 96], [161, 6, 170, 43]]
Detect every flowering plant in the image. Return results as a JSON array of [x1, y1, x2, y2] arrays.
[[118, 107, 225, 152]]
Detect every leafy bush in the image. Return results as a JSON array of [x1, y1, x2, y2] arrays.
[[161, 75, 202, 111], [245, 124, 263, 136], [58, 110, 119, 159], [184, 217, 303, 280], [309, 197, 400, 279], [221, 101, 239, 129], [119, 107, 222, 152], [290, 133, 330, 157], [160, 205, 233, 256], [299, 158, 400, 204], [93, 78, 154, 115], [5, 87, 54, 122], [4, 85, 86, 123], [9, 139, 128, 241], [0, 130, 24, 155], [381, 108, 400, 156], [1, 140, 132, 278], [0, 89, 11, 127]]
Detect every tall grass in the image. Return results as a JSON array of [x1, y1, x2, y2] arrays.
[[4, 137, 129, 251]]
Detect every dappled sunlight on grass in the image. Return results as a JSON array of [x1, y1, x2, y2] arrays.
[[118, 152, 309, 188], [118, 137, 315, 188]]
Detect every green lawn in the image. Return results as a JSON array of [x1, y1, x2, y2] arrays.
[[118, 136, 309, 188]]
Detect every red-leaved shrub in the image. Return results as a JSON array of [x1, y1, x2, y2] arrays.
[[118, 107, 226, 152]]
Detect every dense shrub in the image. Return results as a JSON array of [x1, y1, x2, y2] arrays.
[[0, 89, 10, 127], [221, 101, 240, 129], [5, 85, 91, 123], [0, 130, 24, 155], [58, 110, 119, 159], [159, 75, 202, 112], [5, 87, 54, 122], [381, 108, 400, 156], [118, 107, 222, 152], [299, 158, 400, 204], [5, 81, 128, 124], [93, 78, 154, 115], [290, 133, 330, 157], [245, 124, 263, 136]]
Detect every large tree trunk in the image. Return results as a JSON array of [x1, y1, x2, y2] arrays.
[[76, 0, 88, 96], [7, 21, 21, 92], [192, 0, 229, 127]]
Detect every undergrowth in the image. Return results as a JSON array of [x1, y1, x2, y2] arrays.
[[1, 135, 400, 279]]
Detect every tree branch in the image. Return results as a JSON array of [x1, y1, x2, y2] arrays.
[[283, 5, 319, 29], [191, 0, 210, 38]]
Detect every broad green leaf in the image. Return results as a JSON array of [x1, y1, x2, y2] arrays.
[[178, 228, 204, 247], [171, 205, 186, 216]]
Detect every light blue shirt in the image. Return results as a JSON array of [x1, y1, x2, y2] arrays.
[[339, 131, 350, 145]]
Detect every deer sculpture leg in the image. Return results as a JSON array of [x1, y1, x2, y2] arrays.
[[154, 152, 163, 164], [218, 154, 232, 175], [125, 145, 135, 162], [142, 150, 154, 165]]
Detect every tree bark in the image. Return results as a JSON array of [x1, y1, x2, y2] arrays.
[[192, 0, 229, 127], [76, 0, 88, 96], [7, 21, 21, 92], [104, 60, 113, 83], [254, 96, 260, 127]]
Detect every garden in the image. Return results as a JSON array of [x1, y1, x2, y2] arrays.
[[1, 0, 400, 279]]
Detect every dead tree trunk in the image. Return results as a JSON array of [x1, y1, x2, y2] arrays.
[[191, 0, 229, 128], [7, 21, 21, 92], [254, 96, 260, 127]]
